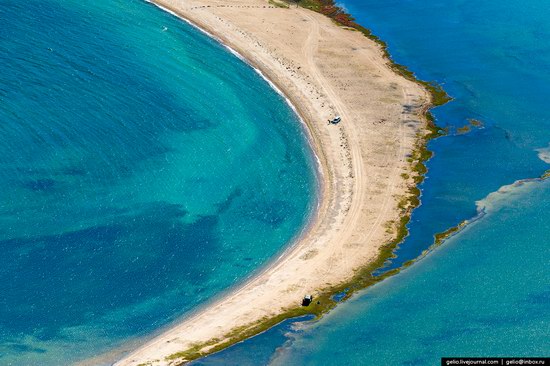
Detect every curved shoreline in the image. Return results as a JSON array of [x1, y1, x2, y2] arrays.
[[116, 0, 434, 364], [146, 0, 328, 256], [146, 0, 327, 283], [143, 4, 335, 302], [141, 0, 330, 336]]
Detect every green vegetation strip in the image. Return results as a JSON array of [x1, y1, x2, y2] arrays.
[[468, 118, 483, 127], [166, 1, 453, 363], [269, 0, 290, 8]]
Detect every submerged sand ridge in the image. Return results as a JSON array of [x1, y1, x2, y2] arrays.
[[116, 0, 430, 364]]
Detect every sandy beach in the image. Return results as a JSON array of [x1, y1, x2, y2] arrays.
[[116, 0, 430, 364]]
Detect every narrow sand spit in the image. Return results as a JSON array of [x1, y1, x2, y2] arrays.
[[116, 0, 430, 364]]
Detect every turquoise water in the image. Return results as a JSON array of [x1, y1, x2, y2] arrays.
[[0, 0, 316, 364], [195, 0, 550, 364], [270, 179, 550, 365], [196, 180, 550, 365]]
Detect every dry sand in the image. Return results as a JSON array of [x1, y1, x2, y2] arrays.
[[116, 0, 430, 364]]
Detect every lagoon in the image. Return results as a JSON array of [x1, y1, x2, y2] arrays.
[[0, 0, 316, 364]]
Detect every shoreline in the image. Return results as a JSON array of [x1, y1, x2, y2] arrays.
[[147, 0, 327, 244], [142, 0, 330, 340], [143, 1, 333, 293], [146, 0, 325, 270], [116, 0, 435, 364]]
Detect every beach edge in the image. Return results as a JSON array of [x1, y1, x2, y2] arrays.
[[115, 0, 444, 364]]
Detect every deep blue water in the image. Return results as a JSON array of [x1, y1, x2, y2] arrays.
[[0, 0, 316, 364], [370, 0, 550, 270], [195, 0, 550, 364]]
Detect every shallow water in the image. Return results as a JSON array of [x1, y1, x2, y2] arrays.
[[366, 0, 550, 270], [270, 179, 550, 365], [197, 180, 550, 365], [0, 0, 316, 364], [194, 0, 550, 364]]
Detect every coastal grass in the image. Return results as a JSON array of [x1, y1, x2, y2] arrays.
[[457, 125, 471, 134], [457, 118, 483, 134], [165, 1, 453, 364], [268, 0, 290, 8], [434, 226, 460, 246], [468, 118, 483, 127], [432, 220, 469, 247]]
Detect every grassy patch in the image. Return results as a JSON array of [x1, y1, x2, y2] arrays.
[[457, 118, 483, 135], [434, 226, 459, 246], [269, 0, 290, 8], [468, 118, 483, 127], [457, 125, 471, 134], [296, 0, 322, 11]]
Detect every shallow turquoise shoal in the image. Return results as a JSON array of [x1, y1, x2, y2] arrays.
[[0, 1, 316, 364]]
